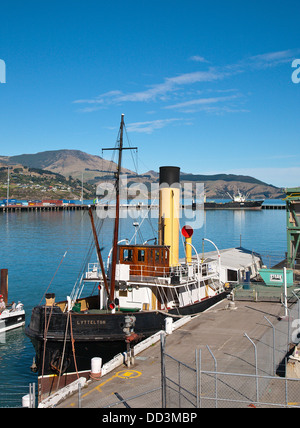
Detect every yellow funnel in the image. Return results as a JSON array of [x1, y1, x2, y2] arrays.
[[158, 166, 180, 267]]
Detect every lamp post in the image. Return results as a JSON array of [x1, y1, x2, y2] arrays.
[[186, 241, 200, 296], [6, 166, 10, 208], [203, 238, 221, 280], [133, 222, 139, 245]]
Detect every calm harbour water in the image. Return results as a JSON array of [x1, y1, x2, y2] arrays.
[[0, 202, 287, 406]]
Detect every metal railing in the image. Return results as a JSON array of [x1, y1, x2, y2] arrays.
[[93, 301, 300, 408], [162, 330, 300, 408], [0, 383, 36, 408], [232, 281, 300, 303], [84, 260, 219, 283]]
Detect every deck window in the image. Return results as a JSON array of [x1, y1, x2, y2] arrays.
[[138, 249, 145, 262], [227, 269, 238, 282], [123, 248, 133, 262], [155, 250, 160, 262]]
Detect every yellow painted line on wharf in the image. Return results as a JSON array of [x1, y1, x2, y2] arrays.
[[69, 369, 142, 407]]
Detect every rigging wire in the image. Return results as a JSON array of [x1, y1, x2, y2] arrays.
[[124, 125, 138, 174], [56, 310, 70, 391], [70, 214, 107, 300], [38, 208, 100, 304]]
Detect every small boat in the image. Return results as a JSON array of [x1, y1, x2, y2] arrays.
[[25, 115, 247, 401], [0, 302, 25, 334], [0, 269, 25, 334]]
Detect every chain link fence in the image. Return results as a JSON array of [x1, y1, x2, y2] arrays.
[[162, 301, 300, 408], [71, 300, 300, 409], [162, 350, 300, 408]]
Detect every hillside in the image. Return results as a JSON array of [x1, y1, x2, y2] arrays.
[[0, 163, 95, 200], [4, 149, 134, 182], [0, 149, 286, 200], [179, 173, 284, 199], [195, 179, 283, 199]]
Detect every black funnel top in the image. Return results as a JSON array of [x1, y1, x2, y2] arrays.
[[159, 166, 180, 186]]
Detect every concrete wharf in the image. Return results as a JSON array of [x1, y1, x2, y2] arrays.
[[0, 202, 285, 213], [54, 295, 298, 409], [0, 204, 95, 213]]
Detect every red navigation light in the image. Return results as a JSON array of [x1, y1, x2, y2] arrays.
[[108, 302, 115, 310], [181, 225, 194, 238]]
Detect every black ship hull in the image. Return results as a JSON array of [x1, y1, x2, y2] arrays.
[[25, 291, 228, 397], [204, 200, 264, 210]]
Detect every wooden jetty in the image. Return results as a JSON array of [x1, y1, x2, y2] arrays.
[[0, 204, 94, 213], [0, 202, 286, 213]]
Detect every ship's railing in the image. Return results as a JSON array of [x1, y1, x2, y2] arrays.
[[128, 261, 219, 284], [157, 277, 222, 309], [84, 259, 219, 283], [128, 262, 221, 309], [77, 260, 222, 311], [85, 262, 101, 279], [259, 251, 287, 269]]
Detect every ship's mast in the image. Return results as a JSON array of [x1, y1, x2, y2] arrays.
[[6, 167, 10, 208], [102, 114, 137, 309], [109, 114, 124, 306]]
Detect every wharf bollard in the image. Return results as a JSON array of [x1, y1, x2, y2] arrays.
[[90, 357, 102, 379], [22, 384, 35, 408], [165, 317, 173, 334], [22, 394, 30, 408]]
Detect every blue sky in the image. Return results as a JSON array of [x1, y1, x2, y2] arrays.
[[0, 0, 299, 187]]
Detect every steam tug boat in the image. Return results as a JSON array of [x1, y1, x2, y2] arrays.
[[25, 115, 229, 401]]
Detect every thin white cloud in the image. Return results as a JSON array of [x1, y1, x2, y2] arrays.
[[232, 48, 300, 72], [190, 55, 210, 63], [74, 69, 226, 106], [165, 94, 239, 110], [74, 90, 122, 104], [195, 106, 249, 115], [76, 106, 102, 113], [120, 69, 225, 102], [126, 118, 182, 134], [248, 49, 300, 67], [73, 48, 300, 119]]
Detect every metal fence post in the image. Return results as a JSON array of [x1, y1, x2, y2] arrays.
[[292, 289, 300, 333], [285, 358, 288, 407], [195, 349, 199, 408], [178, 360, 181, 408], [244, 333, 259, 403], [29, 383, 36, 408], [198, 349, 202, 408], [207, 345, 218, 408], [29, 384, 32, 408], [33, 383, 36, 408], [264, 316, 276, 376], [281, 305, 292, 350], [160, 332, 166, 408]]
